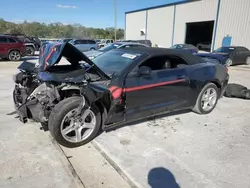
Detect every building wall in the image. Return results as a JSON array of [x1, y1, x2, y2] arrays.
[[215, 0, 250, 49], [173, 0, 218, 45], [147, 6, 174, 47], [125, 11, 147, 40]]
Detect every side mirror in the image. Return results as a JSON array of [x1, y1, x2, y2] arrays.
[[138, 66, 151, 76]]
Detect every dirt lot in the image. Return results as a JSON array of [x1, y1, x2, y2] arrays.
[[0, 58, 250, 188]]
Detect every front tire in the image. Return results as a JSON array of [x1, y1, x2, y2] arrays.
[[26, 46, 35, 56], [8, 50, 21, 61], [48, 97, 101, 148], [192, 83, 219, 114], [225, 58, 232, 66]]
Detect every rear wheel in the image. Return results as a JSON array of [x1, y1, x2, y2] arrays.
[[192, 83, 219, 114], [225, 58, 232, 67], [245, 57, 250, 65], [48, 97, 101, 148], [8, 50, 21, 61], [26, 46, 35, 56]]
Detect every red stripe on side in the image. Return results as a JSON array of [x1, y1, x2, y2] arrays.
[[124, 79, 185, 92], [45, 44, 61, 62]]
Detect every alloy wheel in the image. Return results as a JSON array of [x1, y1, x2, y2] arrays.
[[201, 88, 217, 112], [246, 57, 250, 65], [60, 108, 96, 143], [10, 51, 21, 61], [226, 58, 232, 66]]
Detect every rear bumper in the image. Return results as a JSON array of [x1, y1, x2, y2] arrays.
[[220, 73, 229, 97]]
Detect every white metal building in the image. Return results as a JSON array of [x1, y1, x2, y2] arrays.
[[125, 0, 250, 51]]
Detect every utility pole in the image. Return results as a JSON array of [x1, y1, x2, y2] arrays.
[[114, 0, 117, 41]]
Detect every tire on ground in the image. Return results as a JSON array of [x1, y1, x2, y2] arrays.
[[192, 83, 219, 114], [48, 96, 101, 148], [245, 57, 250, 65], [26, 46, 35, 56], [8, 50, 21, 61]]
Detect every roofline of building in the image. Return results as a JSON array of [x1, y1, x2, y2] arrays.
[[125, 0, 201, 14]]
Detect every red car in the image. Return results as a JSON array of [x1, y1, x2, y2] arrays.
[[0, 35, 26, 61]]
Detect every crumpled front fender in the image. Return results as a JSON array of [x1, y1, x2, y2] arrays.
[[80, 83, 112, 110]]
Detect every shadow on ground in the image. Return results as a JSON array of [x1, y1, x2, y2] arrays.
[[106, 109, 191, 132], [148, 167, 180, 188]]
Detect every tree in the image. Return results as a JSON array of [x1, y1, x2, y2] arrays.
[[0, 18, 124, 39]]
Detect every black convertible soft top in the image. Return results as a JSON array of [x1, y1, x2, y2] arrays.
[[113, 47, 204, 65]]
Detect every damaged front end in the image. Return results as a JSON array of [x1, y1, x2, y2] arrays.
[[14, 83, 60, 123], [13, 42, 111, 126]]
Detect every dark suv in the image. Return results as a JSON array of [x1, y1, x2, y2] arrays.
[[0, 35, 26, 61]]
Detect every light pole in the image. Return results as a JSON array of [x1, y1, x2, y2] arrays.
[[114, 0, 117, 41]]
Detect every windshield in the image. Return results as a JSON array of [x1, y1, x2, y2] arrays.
[[92, 50, 142, 75], [98, 43, 122, 52], [214, 47, 235, 53]]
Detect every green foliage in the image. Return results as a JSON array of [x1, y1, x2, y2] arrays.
[[0, 18, 124, 39]]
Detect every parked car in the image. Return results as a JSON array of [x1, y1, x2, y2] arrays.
[[13, 43, 229, 148], [196, 42, 211, 51], [198, 46, 250, 66], [122, 40, 152, 47], [59, 38, 73, 43], [69, 39, 98, 52], [170, 44, 198, 54], [195, 53, 227, 65], [0, 35, 26, 61], [4, 33, 41, 56], [84, 42, 149, 59], [99, 39, 114, 48]]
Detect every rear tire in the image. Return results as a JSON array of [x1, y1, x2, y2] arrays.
[[192, 83, 219, 114], [245, 57, 250, 65], [48, 97, 101, 148], [26, 46, 35, 56], [8, 50, 21, 61]]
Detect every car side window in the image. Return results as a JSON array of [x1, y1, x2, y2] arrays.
[[8, 38, 17, 43], [139, 55, 188, 71], [238, 47, 249, 52], [0, 37, 8, 43], [106, 40, 110, 43], [75, 40, 88, 44], [88, 40, 96, 44]]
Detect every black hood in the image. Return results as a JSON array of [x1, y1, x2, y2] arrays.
[[39, 42, 110, 79]]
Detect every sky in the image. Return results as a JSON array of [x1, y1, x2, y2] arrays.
[[0, 0, 186, 29]]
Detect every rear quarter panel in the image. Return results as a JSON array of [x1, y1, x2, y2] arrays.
[[187, 62, 228, 102]]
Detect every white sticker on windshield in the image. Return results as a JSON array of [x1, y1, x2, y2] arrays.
[[121, 53, 137, 59]]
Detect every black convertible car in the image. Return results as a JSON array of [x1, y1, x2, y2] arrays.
[[198, 46, 250, 66], [13, 43, 229, 148]]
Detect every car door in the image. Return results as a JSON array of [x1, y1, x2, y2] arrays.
[[75, 40, 88, 52], [231, 48, 243, 65], [0, 36, 9, 56], [124, 55, 192, 120]]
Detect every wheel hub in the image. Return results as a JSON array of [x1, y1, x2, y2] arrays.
[[201, 88, 217, 112], [60, 108, 96, 143]]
